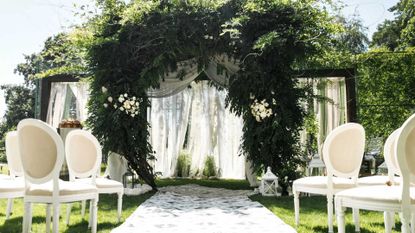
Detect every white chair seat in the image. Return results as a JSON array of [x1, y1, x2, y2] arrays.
[[0, 179, 25, 192], [293, 176, 355, 189], [358, 175, 390, 186], [0, 174, 11, 179], [26, 180, 97, 196], [358, 175, 401, 186], [337, 185, 415, 204], [77, 177, 123, 189]]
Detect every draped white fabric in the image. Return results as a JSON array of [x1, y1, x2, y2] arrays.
[[150, 81, 246, 179], [147, 55, 238, 98], [47, 83, 68, 128], [46, 82, 90, 128], [315, 77, 347, 152]]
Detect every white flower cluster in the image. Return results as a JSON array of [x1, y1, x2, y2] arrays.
[[102, 87, 140, 118], [250, 99, 273, 122]]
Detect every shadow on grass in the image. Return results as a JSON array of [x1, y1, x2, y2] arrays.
[[0, 216, 45, 233]]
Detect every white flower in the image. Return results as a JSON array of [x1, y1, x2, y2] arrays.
[[123, 102, 131, 109], [250, 93, 255, 100], [259, 105, 265, 112], [114, 104, 118, 109], [131, 114, 135, 118], [120, 107, 125, 111], [271, 91, 275, 95], [103, 103, 108, 108], [124, 93, 128, 97], [107, 96, 113, 102], [260, 112, 267, 118], [255, 116, 261, 122], [101, 86, 108, 93], [135, 111, 138, 114], [136, 102, 139, 106], [272, 98, 277, 105], [118, 97, 124, 103], [132, 96, 136, 100]]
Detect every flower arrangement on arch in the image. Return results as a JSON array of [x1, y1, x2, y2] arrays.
[[102, 87, 140, 118], [250, 99, 273, 122]]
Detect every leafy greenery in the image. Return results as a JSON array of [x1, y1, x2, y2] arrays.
[[176, 151, 191, 177], [0, 85, 35, 158], [84, 0, 338, 190], [371, 0, 415, 50], [356, 48, 415, 140], [203, 156, 217, 177], [15, 33, 87, 81]]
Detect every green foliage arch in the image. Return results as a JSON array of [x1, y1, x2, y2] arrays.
[[87, 0, 335, 190]]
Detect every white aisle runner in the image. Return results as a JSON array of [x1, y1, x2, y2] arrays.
[[111, 184, 297, 233]]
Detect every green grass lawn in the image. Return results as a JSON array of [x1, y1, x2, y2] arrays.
[[0, 176, 401, 233]]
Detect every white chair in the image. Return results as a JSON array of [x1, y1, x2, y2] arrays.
[[336, 114, 415, 233], [17, 119, 99, 233], [0, 131, 25, 219], [357, 129, 401, 187], [64, 129, 124, 225], [293, 123, 365, 233], [3, 131, 25, 219]]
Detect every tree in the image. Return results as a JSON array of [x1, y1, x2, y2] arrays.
[[370, 0, 415, 50], [371, 20, 401, 50], [0, 85, 35, 157], [15, 33, 87, 83]]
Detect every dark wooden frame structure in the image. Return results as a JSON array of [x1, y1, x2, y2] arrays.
[[38, 68, 357, 122], [39, 74, 79, 121], [295, 68, 357, 122]]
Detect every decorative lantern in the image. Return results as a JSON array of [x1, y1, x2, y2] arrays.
[[260, 167, 280, 196], [307, 153, 326, 176]]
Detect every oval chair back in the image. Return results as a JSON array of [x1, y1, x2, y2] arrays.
[[323, 123, 365, 179], [17, 119, 64, 185], [65, 130, 102, 182], [5, 131, 23, 177], [396, 114, 415, 202], [383, 129, 401, 182]]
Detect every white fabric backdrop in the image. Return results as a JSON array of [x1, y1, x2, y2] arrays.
[[150, 81, 246, 179], [46, 82, 89, 128]]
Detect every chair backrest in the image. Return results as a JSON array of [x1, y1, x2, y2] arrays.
[[5, 131, 23, 177], [17, 119, 64, 184], [396, 114, 415, 192], [65, 129, 102, 180], [383, 128, 401, 181], [323, 123, 365, 178]]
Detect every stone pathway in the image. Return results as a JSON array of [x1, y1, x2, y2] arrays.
[[111, 184, 297, 233]]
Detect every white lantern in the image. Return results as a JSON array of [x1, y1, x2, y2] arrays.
[[260, 167, 280, 196]]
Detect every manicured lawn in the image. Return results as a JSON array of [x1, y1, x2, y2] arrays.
[[0, 177, 400, 233]]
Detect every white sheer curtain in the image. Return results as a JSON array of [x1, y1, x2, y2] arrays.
[[150, 81, 246, 179], [47, 83, 68, 128], [46, 82, 90, 128], [315, 77, 347, 153], [68, 82, 90, 122]]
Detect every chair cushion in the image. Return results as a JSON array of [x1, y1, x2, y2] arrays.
[[0, 179, 24, 192], [76, 177, 123, 189], [0, 174, 11, 179], [358, 175, 390, 186], [293, 176, 355, 189], [358, 175, 401, 186], [336, 185, 415, 204], [26, 180, 97, 196]]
